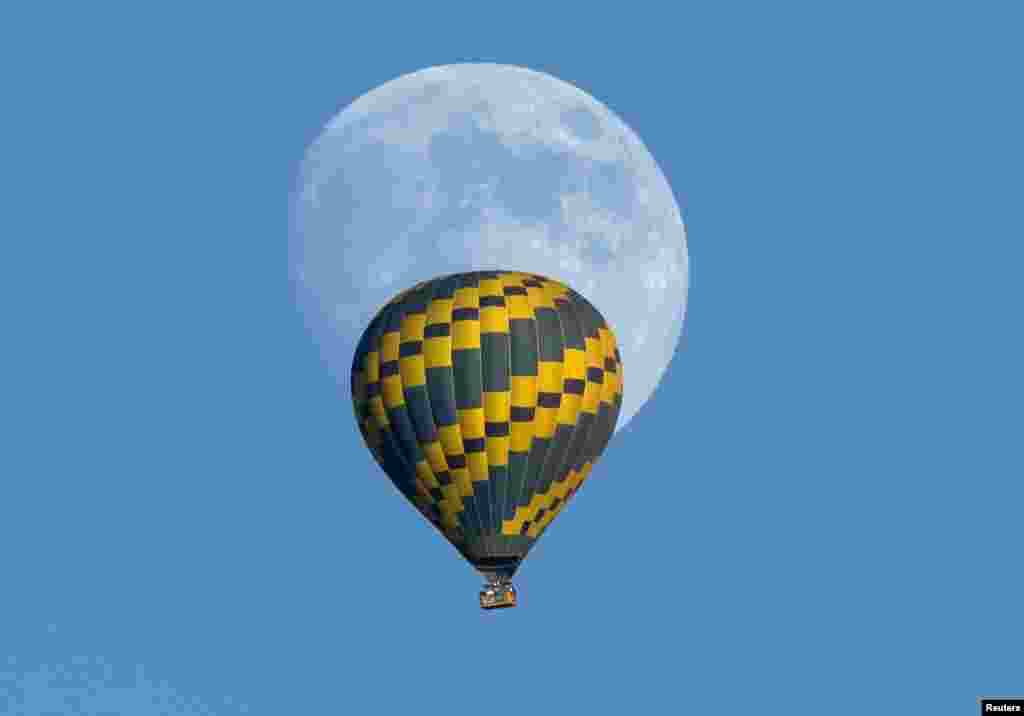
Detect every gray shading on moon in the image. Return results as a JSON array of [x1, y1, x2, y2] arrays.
[[290, 64, 688, 430]]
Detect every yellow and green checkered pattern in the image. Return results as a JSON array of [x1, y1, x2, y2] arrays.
[[351, 271, 624, 573]]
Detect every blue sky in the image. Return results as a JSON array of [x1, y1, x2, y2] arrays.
[[3, 1, 1021, 714]]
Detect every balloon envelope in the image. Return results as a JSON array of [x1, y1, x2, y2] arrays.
[[351, 271, 624, 579]]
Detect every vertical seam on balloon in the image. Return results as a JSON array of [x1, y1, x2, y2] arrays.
[[548, 295, 586, 530], [526, 277, 570, 535], [583, 311, 616, 490], [457, 272, 491, 554], [543, 292, 589, 532], [575, 294, 604, 480], [472, 272, 495, 539], [435, 275, 485, 542], [389, 296, 437, 527], [418, 277, 464, 540], [520, 272, 552, 536], [499, 271, 513, 534], [534, 282, 590, 539], [391, 300, 418, 471], [400, 285, 450, 535], [510, 272, 539, 532], [539, 295, 603, 538], [499, 271, 517, 530], [369, 311, 416, 501]]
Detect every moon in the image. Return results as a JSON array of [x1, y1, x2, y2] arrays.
[[290, 63, 688, 431]]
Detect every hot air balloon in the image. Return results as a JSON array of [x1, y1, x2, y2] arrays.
[[350, 271, 623, 609]]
